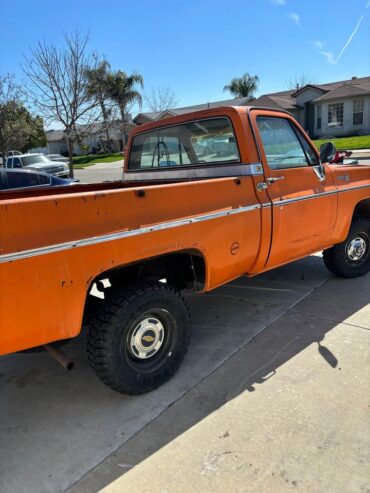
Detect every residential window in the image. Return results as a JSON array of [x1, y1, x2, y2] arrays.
[[353, 99, 364, 125], [328, 103, 344, 127], [316, 105, 322, 130]]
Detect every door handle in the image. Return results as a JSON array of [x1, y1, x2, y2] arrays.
[[257, 176, 285, 192], [266, 176, 285, 184]]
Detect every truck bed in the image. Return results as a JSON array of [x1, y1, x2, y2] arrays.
[[0, 174, 263, 353]]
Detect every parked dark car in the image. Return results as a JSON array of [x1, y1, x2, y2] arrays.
[[0, 168, 76, 191]]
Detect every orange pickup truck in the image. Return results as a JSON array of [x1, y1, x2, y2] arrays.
[[1, 106, 369, 394]]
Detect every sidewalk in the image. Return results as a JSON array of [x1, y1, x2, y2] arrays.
[[351, 148, 370, 160], [96, 273, 370, 493]]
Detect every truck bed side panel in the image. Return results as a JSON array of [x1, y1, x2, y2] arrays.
[[0, 176, 263, 354]]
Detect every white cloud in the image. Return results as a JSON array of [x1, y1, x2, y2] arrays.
[[312, 40, 324, 50], [288, 12, 302, 28], [319, 51, 337, 65], [270, 0, 286, 5]]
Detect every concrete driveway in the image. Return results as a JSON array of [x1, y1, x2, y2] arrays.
[[0, 256, 369, 493]]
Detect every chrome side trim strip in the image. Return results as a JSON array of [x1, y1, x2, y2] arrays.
[[1, 183, 368, 264], [272, 183, 370, 206], [123, 163, 264, 181], [339, 183, 370, 193], [273, 189, 338, 206], [0, 203, 262, 264]]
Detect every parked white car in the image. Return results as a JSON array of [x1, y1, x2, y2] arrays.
[[5, 153, 70, 178], [47, 154, 69, 164], [0, 150, 22, 167]]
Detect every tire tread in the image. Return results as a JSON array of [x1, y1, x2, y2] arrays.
[[86, 281, 191, 395]]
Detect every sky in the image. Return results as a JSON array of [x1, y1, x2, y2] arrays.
[[0, 0, 369, 116]]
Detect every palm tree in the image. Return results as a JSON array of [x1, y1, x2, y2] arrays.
[[223, 73, 259, 98], [108, 70, 144, 146], [84, 59, 112, 148]]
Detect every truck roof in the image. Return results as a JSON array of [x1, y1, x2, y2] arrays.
[[131, 105, 291, 136]]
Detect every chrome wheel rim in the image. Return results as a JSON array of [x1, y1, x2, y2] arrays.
[[346, 235, 368, 262], [128, 316, 165, 360]]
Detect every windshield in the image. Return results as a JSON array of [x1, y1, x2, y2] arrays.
[[128, 117, 240, 170], [22, 155, 51, 166]]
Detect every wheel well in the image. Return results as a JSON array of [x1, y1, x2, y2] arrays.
[[83, 250, 206, 318], [354, 198, 370, 219]]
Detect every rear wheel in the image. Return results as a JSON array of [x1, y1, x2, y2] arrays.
[[323, 216, 370, 278], [87, 281, 191, 394]]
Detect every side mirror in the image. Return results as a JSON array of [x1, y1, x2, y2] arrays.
[[320, 142, 336, 163]]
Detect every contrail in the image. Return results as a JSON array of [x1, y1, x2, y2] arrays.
[[336, 14, 364, 63]]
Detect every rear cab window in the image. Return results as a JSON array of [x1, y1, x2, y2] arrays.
[[256, 116, 318, 170], [128, 117, 240, 170]]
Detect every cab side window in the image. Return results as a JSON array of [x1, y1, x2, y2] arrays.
[[257, 117, 317, 170]]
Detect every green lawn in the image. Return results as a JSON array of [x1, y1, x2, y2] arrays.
[[72, 152, 123, 168], [312, 135, 370, 151]]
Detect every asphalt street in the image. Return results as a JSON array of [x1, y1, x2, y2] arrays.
[[75, 161, 123, 183]]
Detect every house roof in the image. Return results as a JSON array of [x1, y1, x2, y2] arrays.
[[46, 121, 135, 143], [314, 79, 370, 102], [46, 129, 65, 142], [252, 90, 301, 111], [133, 96, 254, 124], [248, 76, 370, 112]]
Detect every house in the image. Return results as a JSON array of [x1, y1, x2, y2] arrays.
[[251, 76, 370, 138], [46, 121, 135, 156], [134, 76, 370, 139], [133, 96, 254, 125]]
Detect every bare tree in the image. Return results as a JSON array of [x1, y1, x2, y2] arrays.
[[23, 31, 100, 177], [145, 85, 178, 112], [285, 74, 317, 91]]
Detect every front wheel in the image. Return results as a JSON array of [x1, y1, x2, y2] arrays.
[[87, 281, 191, 394], [323, 216, 370, 278]]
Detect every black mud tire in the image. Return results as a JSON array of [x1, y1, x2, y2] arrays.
[[86, 281, 191, 395], [323, 216, 370, 278]]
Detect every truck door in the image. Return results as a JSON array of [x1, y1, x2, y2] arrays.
[[250, 109, 337, 269]]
